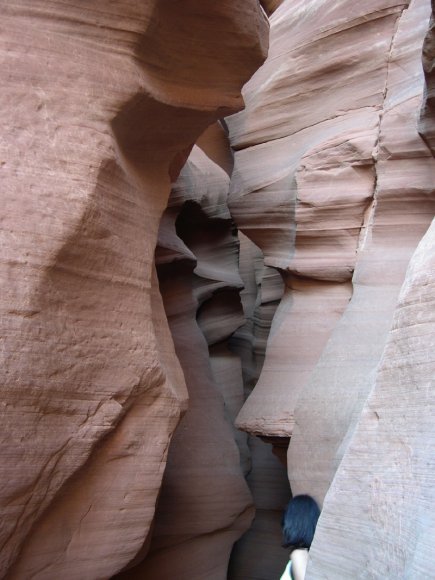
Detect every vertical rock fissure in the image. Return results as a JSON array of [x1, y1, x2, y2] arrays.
[[358, 5, 409, 255]]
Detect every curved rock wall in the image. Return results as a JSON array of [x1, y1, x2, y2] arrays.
[[2, 0, 435, 578], [308, 1, 435, 577], [227, 235, 289, 580], [309, 217, 435, 578], [0, 1, 267, 577], [117, 146, 254, 579], [227, 0, 435, 503], [289, 0, 435, 502], [419, 0, 435, 151]]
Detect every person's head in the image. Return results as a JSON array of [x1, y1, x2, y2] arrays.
[[282, 494, 320, 550]]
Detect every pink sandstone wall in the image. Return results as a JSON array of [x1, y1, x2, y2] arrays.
[[307, 1, 435, 577], [2, 0, 435, 578], [225, 0, 435, 576], [117, 146, 255, 579], [419, 0, 435, 150], [309, 217, 435, 578], [0, 1, 267, 577], [289, 0, 435, 502], [227, 0, 435, 501]]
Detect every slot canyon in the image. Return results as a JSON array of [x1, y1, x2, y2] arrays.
[[1, 0, 434, 578]]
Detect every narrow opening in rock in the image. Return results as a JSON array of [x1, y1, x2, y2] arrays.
[[228, 435, 291, 580]]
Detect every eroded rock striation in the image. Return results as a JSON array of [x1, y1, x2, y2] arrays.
[[2, 0, 435, 578], [419, 0, 435, 151], [0, 1, 267, 577], [224, 0, 435, 576], [227, 0, 435, 504], [309, 217, 435, 578], [288, 0, 435, 502], [116, 146, 255, 580]]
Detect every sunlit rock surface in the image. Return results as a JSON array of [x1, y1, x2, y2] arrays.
[[0, 1, 267, 577], [289, 0, 435, 502], [307, 3, 435, 577]]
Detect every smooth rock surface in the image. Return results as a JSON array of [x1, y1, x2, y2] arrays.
[[309, 218, 435, 579], [116, 147, 254, 580], [289, 0, 435, 502], [228, 0, 402, 437], [3, 0, 434, 578], [227, 0, 435, 505], [0, 1, 268, 577]]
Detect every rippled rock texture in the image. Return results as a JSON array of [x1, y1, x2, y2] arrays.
[[2, 0, 435, 578], [228, 0, 435, 577], [228, 0, 435, 494], [309, 218, 435, 578], [0, 1, 267, 578], [420, 0, 435, 151], [117, 146, 255, 580]]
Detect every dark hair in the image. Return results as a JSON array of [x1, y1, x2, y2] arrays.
[[282, 494, 320, 550]]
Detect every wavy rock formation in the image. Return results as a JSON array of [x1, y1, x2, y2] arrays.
[[227, 0, 435, 505], [3, 0, 435, 578], [307, 2, 435, 576], [0, 1, 267, 577], [227, 235, 289, 580], [309, 218, 435, 578], [288, 0, 435, 502], [116, 146, 253, 579]]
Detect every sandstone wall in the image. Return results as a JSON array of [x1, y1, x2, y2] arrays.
[[227, 235, 289, 580], [307, 1, 435, 577], [114, 146, 255, 579], [419, 0, 435, 151], [2, 0, 435, 578], [289, 0, 435, 502], [0, 2, 267, 577], [227, 0, 435, 504], [309, 218, 435, 578]]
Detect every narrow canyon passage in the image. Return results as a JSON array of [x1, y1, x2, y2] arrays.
[[137, 0, 435, 577], [1, 1, 434, 579]]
